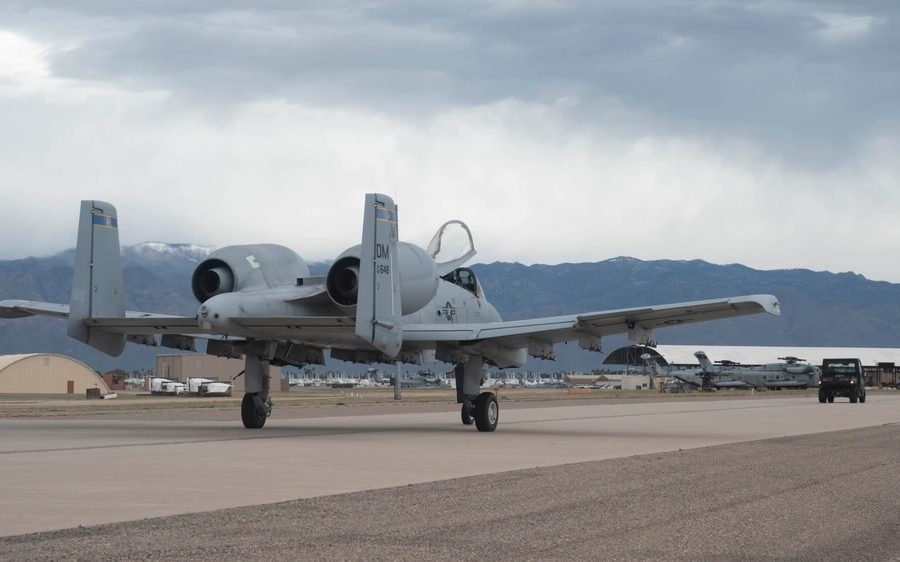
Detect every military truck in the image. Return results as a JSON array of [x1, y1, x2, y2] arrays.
[[818, 358, 866, 403]]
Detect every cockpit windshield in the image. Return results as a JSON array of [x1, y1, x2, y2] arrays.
[[443, 267, 479, 295]]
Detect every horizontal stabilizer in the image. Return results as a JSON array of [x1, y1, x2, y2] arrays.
[[0, 300, 69, 319]]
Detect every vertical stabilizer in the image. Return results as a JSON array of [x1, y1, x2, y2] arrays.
[[67, 200, 126, 356], [694, 351, 716, 373], [355, 193, 402, 357]]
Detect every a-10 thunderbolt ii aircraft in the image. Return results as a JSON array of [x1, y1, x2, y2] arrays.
[[0, 194, 781, 431]]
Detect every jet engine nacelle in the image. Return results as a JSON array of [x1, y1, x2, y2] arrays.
[[191, 244, 310, 302], [326, 242, 438, 315]]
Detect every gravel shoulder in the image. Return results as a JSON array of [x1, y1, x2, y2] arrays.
[[3, 423, 898, 561]]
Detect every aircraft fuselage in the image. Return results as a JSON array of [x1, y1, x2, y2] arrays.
[[199, 275, 502, 352]]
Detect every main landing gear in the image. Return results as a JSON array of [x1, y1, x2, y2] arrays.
[[455, 356, 499, 432], [241, 393, 271, 429], [241, 354, 273, 429]]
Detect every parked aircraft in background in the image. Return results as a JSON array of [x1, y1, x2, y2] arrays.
[[0, 194, 780, 431], [644, 352, 816, 390], [694, 351, 817, 389]]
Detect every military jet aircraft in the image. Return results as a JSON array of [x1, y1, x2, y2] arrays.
[[0, 194, 781, 431]]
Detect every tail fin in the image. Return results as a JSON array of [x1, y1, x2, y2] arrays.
[[354, 193, 402, 357], [67, 200, 126, 356], [694, 351, 716, 372]]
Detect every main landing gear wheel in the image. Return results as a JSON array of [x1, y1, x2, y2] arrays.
[[474, 392, 499, 432], [241, 393, 268, 429], [461, 400, 475, 425]]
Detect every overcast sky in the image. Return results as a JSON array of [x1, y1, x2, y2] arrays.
[[1, 1, 898, 281]]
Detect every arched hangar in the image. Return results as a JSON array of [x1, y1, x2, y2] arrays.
[[0, 354, 110, 395]]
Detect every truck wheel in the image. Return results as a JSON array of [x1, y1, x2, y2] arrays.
[[849, 387, 858, 403], [818, 388, 826, 403], [859, 387, 866, 404], [827, 394, 834, 403]]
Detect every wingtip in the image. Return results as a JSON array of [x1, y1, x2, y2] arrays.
[[0, 300, 34, 319], [760, 294, 781, 316], [727, 294, 780, 316]]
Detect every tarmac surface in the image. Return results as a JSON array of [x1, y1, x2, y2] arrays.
[[1, 393, 899, 560]]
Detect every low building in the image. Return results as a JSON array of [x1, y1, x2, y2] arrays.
[[155, 354, 287, 393], [0, 354, 110, 395], [103, 372, 127, 390]]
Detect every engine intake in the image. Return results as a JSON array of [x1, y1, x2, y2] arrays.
[[195, 263, 234, 299], [191, 244, 309, 303], [325, 242, 439, 315], [326, 256, 361, 307]]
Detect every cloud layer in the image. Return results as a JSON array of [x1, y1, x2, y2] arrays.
[[1, 1, 898, 281]]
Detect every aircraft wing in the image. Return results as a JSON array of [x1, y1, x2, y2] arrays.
[[2, 294, 779, 359], [0, 299, 202, 334], [0, 300, 70, 320], [0, 282, 333, 335], [404, 294, 780, 348]]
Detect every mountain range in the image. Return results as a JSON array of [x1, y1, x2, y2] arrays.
[[2, 243, 899, 372]]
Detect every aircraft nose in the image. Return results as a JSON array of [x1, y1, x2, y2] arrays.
[[197, 293, 241, 333], [198, 303, 213, 330]]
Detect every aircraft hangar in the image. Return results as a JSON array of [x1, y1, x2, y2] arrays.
[[0, 354, 110, 395]]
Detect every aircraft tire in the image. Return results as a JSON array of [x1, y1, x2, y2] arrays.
[[474, 392, 499, 432], [461, 403, 475, 425], [849, 387, 858, 403], [241, 393, 267, 429], [818, 388, 826, 403]]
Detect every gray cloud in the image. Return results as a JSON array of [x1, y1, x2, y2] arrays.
[[6, 0, 897, 164], [2, 1, 899, 281]]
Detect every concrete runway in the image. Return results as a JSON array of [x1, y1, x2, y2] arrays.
[[2, 394, 899, 539]]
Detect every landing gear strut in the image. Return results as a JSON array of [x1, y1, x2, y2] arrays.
[[455, 355, 499, 432]]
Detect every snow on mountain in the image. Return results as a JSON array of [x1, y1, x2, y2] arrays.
[[125, 242, 213, 263]]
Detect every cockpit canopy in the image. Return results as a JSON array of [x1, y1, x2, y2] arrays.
[[428, 220, 482, 297], [427, 220, 476, 277]]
